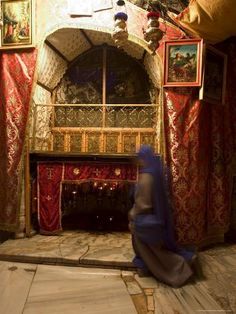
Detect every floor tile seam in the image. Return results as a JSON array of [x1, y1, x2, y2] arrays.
[[21, 264, 38, 314], [78, 245, 90, 264]]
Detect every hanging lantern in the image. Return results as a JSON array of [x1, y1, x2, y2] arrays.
[[112, 0, 128, 48], [143, 11, 163, 55]]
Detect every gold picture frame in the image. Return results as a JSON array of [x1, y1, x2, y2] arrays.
[[0, 0, 34, 49], [164, 39, 203, 87]]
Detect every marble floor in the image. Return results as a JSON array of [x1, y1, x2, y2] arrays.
[[0, 231, 134, 268], [0, 262, 137, 314], [0, 232, 235, 313]]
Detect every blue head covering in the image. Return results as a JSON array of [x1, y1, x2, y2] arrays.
[[138, 144, 160, 175], [134, 145, 194, 261]]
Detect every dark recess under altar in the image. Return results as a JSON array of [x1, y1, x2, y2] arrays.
[[30, 153, 137, 234]]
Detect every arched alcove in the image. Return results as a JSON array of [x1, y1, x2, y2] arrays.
[[29, 26, 164, 232], [30, 27, 163, 154]]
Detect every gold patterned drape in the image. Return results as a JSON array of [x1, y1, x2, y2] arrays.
[[163, 60, 235, 247], [163, 88, 209, 246], [0, 49, 37, 231]]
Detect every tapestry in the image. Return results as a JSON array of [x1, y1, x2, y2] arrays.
[[0, 49, 37, 231]]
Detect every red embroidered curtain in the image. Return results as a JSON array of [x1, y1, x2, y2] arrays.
[[37, 162, 137, 234], [163, 37, 236, 246], [37, 163, 64, 234], [0, 49, 37, 231], [164, 88, 209, 245]]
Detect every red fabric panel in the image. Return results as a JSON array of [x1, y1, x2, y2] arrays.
[[164, 88, 209, 245], [0, 49, 37, 231], [37, 163, 63, 234], [37, 162, 137, 233], [64, 163, 137, 181], [163, 36, 236, 246]]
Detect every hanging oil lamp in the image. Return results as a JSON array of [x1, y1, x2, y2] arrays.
[[112, 0, 128, 48], [143, 11, 163, 54]]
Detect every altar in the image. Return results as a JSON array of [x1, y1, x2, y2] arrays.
[[32, 153, 137, 234]]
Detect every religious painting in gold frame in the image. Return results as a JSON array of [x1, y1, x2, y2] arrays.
[[164, 39, 203, 87], [0, 0, 34, 49]]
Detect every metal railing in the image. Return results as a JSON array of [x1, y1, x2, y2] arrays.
[[29, 103, 158, 154]]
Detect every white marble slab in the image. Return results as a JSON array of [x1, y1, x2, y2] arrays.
[[80, 245, 134, 267], [23, 264, 137, 314], [0, 262, 36, 314], [0, 231, 134, 268]]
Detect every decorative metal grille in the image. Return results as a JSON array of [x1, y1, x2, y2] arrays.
[[30, 104, 158, 153], [53, 133, 64, 151], [87, 133, 101, 152], [141, 134, 155, 147], [106, 105, 156, 128], [54, 106, 103, 127], [70, 134, 82, 152], [123, 134, 137, 153], [31, 46, 159, 154], [106, 134, 119, 153]]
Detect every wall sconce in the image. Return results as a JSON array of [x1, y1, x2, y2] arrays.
[[112, 0, 128, 48], [143, 11, 163, 55]]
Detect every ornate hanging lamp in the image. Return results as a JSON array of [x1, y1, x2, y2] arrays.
[[112, 0, 128, 48], [143, 11, 163, 54]]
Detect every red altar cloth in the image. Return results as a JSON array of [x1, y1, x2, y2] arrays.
[[37, 162, 137, 234]]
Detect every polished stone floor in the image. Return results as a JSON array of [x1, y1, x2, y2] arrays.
[[0, 231, 134, 268], [0, 232, 235, 313]]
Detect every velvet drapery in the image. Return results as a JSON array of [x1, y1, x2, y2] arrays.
[[0, 49, 37, 231], [37, 162, 137, 234]]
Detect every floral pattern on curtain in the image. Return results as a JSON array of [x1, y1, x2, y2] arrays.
[[163, 37, 235, 246], [0, 49, 37, 231]]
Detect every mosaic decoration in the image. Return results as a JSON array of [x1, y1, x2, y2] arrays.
[[55, 79, 102, 104]]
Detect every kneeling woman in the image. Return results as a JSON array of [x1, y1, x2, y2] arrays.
[[129, 145, 195, 288]]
